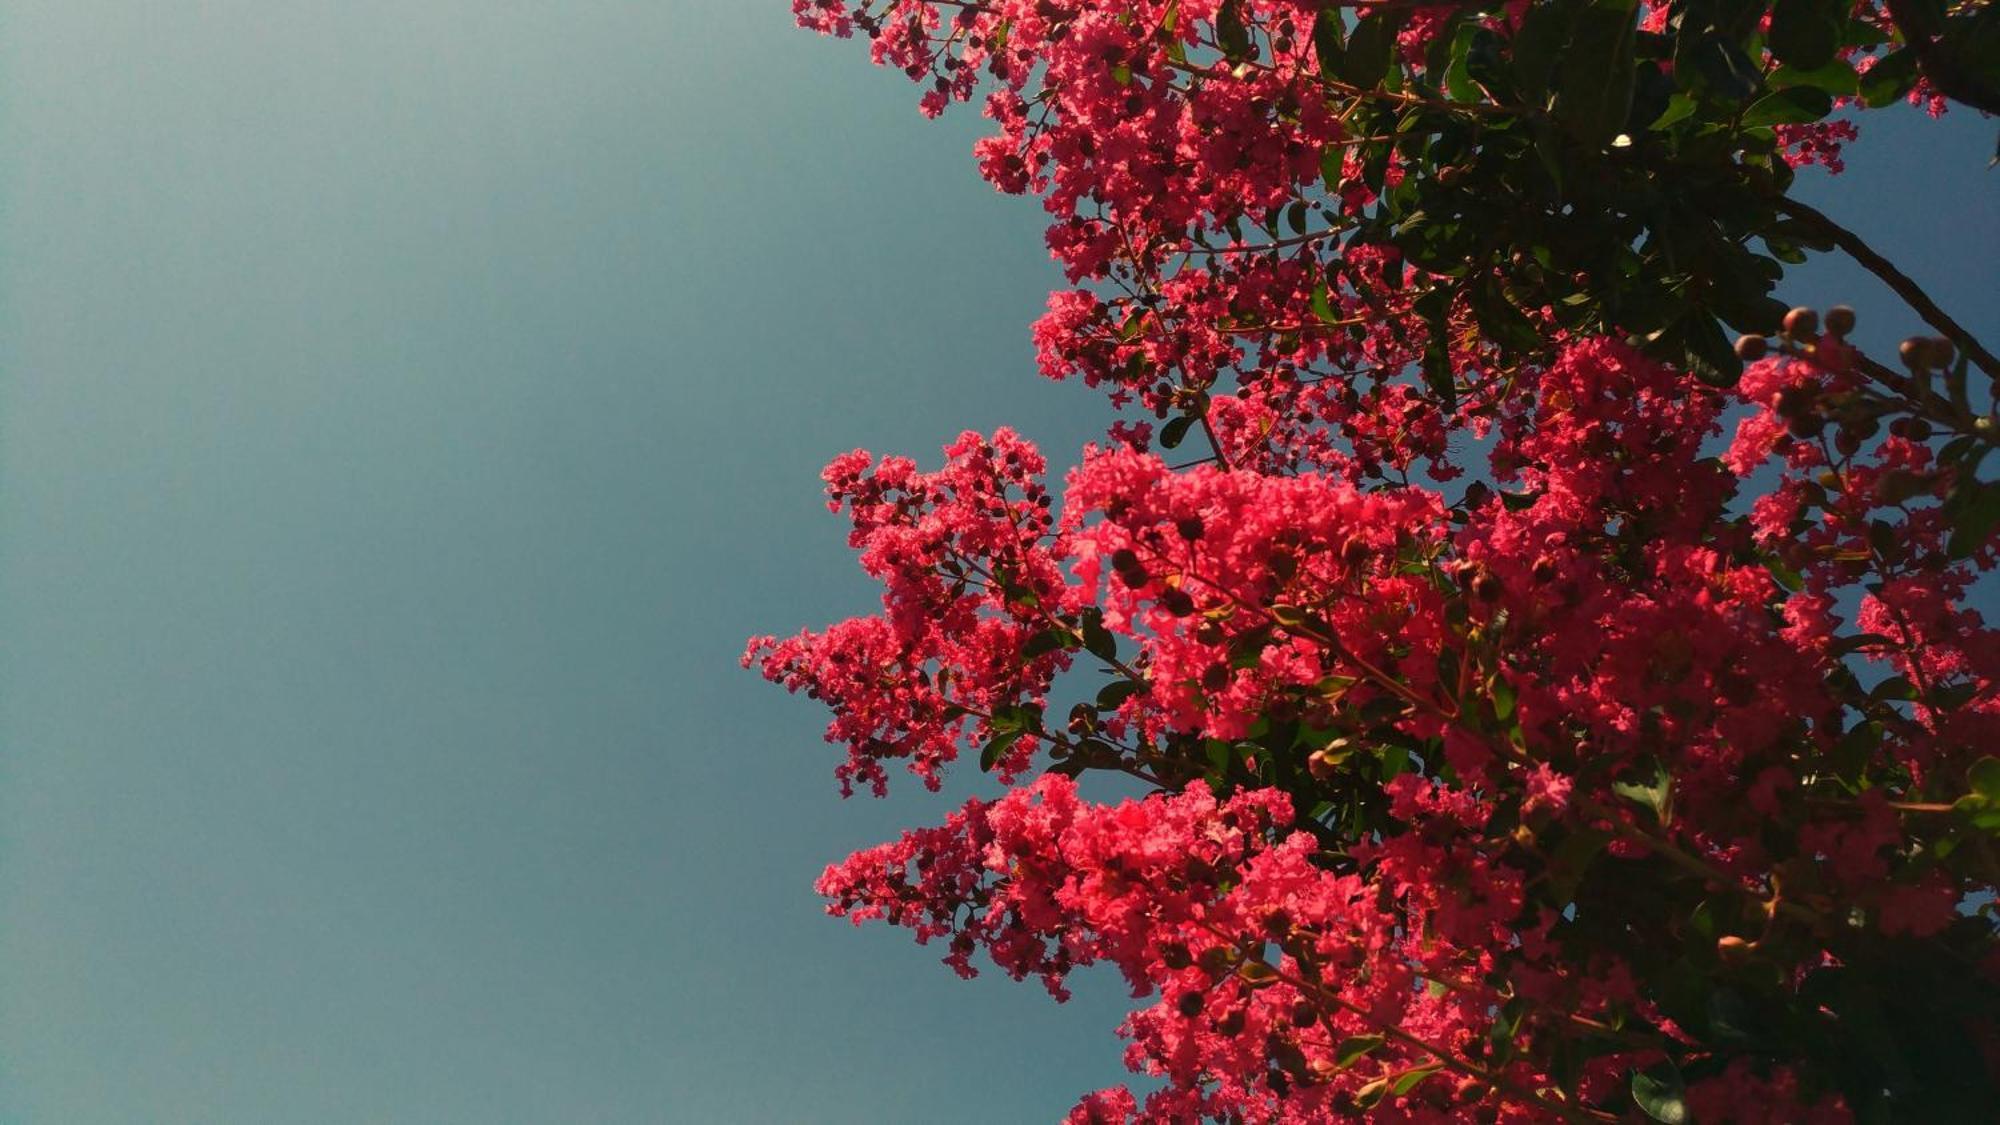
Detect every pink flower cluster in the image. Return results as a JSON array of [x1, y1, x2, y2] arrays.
[[753, 334, 1998, 1118], [764, 2, 1999, 1120], [820, 773, 1585, 1122], [746, 430, 1076, 794]]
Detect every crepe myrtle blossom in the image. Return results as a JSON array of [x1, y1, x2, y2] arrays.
[[758, 1, 2000, 1119]]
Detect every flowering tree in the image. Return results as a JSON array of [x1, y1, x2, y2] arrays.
[[749, 1, 2000, 1120]]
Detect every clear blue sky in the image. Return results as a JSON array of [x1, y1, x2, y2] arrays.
[[0, 4, 1992, 1122]]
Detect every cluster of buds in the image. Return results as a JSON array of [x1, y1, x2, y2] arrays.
[[1734, 303, 1858, 362], [1897, 335, 1958, 372], [1738, 303, 1992, 445], [1773, 379, 1890, 456]]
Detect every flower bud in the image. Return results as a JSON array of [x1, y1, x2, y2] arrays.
[[1262, 908, 1293, 938], [1067, 703, 1097, 735], [1824, 305, 1855, 337], [1899, 337, 1930, 371], [1774, 385, 1815, 419], [1905, 417, 1934, 442], [1202, 663, 1233, 693], [1782, 307, 1819, 340], [1734, 334, 1768, 361]]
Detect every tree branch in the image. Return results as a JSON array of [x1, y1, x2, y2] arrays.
[[1773, 194, 2000, 382]]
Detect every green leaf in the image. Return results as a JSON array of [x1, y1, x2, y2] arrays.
[[1160, 414, 1197, 450], [1081, 617, 1120, 662], [1681, 313, 1745, 387], [1766, 237, 1808, 265], [1956, 793, 2000, 831], [1547, 828, 1612, 905], [1215, 0, 1252, 61], [1679, 29, 1763, 102], [1740, 85, 1833, 126], [1768, 0, 1842, 70], [1487, 995, 1531, 1051], [1613, 760, 1673, 825], [1632, 1062, 1689, 1124], [1310, 279, 1338, 324], [980, 727, 1025, 771], [1627, 58, 1675, 133], [1768, 59, 1860, 95], [1319, 145, 1344, 192], [1871, 674, 1916, 702], [1021, 628, 1069, 659], [1468, 277, 1543, 357], [1379, 743, 1412, 781], [1708, 261, 1788, 334], [1969, 757, 2000, 802], [1311, 7, 1346, 75], [1858, 47, 1918, 107], [1414, 286, 1458, 411], [1706, 987, 1763, 1048], [1048, 756, 1091, 779], [1444, 23, 1483, 102], [1334, 1034, 1385, 1067], [1424, 9, 1465, 87], [1555, 0, 1641, 144], [1390, 1063, 1445, 1096], [1831, 720, 1881, 788], [1461, 25, 1512, 103], [1764, 555, 1805, 592], [1649, 92, 1700, 130], [1512, 0, 1575, 102], [1096, 679, 1144, 709], [1339, 11, 1400, 90], [1947, 479, 2000, 558]]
